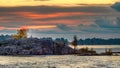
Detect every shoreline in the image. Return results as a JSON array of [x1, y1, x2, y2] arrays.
[[0, 54, 119, 57]]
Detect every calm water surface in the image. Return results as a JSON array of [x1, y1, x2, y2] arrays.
[[0, 55, 120, 68], [0, 45, 119, 68], [71, 45, 120, 53]]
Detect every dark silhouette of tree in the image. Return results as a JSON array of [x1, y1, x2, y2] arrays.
[[71, 35, 78, 54], [55, 42, 66, 55], [41, 45, 45, 54], [0, 42, 2, 46]]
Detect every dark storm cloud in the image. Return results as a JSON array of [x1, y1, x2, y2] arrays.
[[53, 17, 120, 34], [116, 17, 120, 25], [0, 6, 115, 13], [0, 5, 118, 23], [57, 24, 73, 31], [95, 19, 117, 28], [111, 2, 120, 12], [95, 18, 120, 28], [34, 22, 120, 34], [0, 5, 120, 35], [0, 5, 117, 28], [0, 22, 30, 28]]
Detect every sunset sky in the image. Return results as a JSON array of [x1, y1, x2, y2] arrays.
[[0, 0, 120, 40], [0, 0, 119, 6]]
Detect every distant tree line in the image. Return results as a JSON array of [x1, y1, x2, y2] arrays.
[[0, 34, 120, 45], [78, 38, 120, 45], [0, 35, 11, 42]]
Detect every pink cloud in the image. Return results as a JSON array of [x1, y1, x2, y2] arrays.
[[0, 25, 57, 31], [0, 11, 96, 29], [13, 12, 95, 19], [29, 19, 93, 26], [0, 26, 5, 30]]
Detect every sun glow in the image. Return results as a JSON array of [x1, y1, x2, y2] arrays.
[[21, 25, 57, 29], [0, 25, 56, 30], [0, 0, 118, 7]]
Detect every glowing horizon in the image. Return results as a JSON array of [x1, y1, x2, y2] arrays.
[[0, 0, 119, 7], [0, 25, 57, 30]]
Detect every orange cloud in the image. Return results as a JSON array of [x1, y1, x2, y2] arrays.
[[14, 12, 95, 19], [21, 25, 57, 29], [0, 26, 5, 30], [5, 28, 20, 30], [0, 25, 56, 31], [28, 19, 77, 25], [32, 19, 93, 26], [0, 26, 19, 30]]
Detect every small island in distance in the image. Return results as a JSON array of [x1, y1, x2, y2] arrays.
[[0, 28, 119, 56]]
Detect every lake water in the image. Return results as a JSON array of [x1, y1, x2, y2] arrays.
[[0, 55, 119, 68], [70, 45, 120, 53], [0, 45, 119, 68]]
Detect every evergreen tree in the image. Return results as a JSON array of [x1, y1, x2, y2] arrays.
[[71, 35, 78, 54]]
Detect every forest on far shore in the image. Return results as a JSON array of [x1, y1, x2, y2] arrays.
[[0, 35, 120, 45]]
